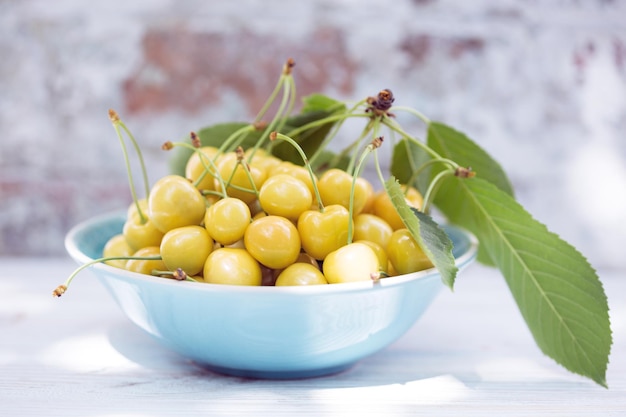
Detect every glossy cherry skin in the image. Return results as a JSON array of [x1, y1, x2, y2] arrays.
[[386, 228, 433, 275], [102, 234, 134, 269], [215, 152, 267, 204], [122, 216, 165, 252], [373, 186, 424, 230], [269, 161, 318, 198], [258, 174, 312, 221], [203, 248, 262, 286], [160, 225, 213, 276], [123, 199, 165, 251], [317, 169, 373, 216], [244, 215, 301, 269], [352, 213, 393, 250], [125, 246, 168, 276], [275, 263, 328, 286], [355, 239, 389, 274], [185, 146, 220, 192], [204, 197, 251, 245], [297, 204, 352, 261], [148, 175, 207, 233], [323, 242, 380, 284]]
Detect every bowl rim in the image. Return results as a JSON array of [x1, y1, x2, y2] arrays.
[[65, 210, 478, 295]]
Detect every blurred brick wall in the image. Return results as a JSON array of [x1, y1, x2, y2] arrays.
[[1, 0, 625, 270]]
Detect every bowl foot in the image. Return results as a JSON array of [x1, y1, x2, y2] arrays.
[[198, 362, 357, 380]]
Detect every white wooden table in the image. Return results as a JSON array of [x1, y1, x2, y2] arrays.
[[1, 259, 624, 416]]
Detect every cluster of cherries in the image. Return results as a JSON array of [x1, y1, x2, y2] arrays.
[[100, 138, 432, 288], [53, 59, 434, 296]]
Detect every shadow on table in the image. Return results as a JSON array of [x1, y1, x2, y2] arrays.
[[106, 317, 608, 412]]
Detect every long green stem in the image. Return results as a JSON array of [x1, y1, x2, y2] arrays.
[[373, 148, 387, 190], [347, 141, 377, 244], [347, 117, 379, 176], [111, 122, 146, 224], [167, 141, 227, 197], [382, 116, 444, 161], [254, 74, 286, 124], [249, 74, 294, 159], [421, 169, 454, 213], [237, 148, 261, 202], [271, 132, 324, 212], [329, 120, 374, 171], [217, 124, 256, 155], [306, 101, 371, 167], [389, 105, 431, 125], [405, 157, 459, 190], [52, 255, 162, 297], [274, 75, 297, 137], [119, 121, 151, 199]]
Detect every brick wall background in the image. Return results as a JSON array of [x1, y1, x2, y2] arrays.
[[1, 0, 625, 270]]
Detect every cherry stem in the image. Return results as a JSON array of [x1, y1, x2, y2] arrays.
[[381, 116, 445, 161], [270, 132, 325, 212], [217, 124, 256, 155], [421, 168, 454, 213], [254, 74, 287, 124], [249, 73, 294, 159], [236, 147, 261, 201], [166, 141, 227, 197], [405, 157, 459, 191], [388, 105, 431, 125], [220, 153, 259, 201], [52, 255, 162, 297], [151, 269, 199, 282], [346, 137, 380, 244], [118, 121, 151, 199], [276, 75, 297, 138], [109, 112, 147, 224], [297, 102, 371, 168], [330, 119, 374, 171], [252, 58, 294, 124], [372, 146, 388, 191], [347, 117, 380, 175]]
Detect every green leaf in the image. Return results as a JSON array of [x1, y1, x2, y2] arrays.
[[390, 139, 432, 194], [273, 95, 347, 167], [273, 110, 337, 164], [385, 177, 458, 289], [301, 93, 346, 113], [427, 121, 515, 265], [427, 122, 514, 196], [435, 175, 612, 387]]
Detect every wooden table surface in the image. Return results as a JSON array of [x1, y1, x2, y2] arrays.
[[1, 258, 624, 416]]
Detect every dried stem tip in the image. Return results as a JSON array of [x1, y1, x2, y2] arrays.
[[173, 268, 187, 281], [52, 285, 67, 297], [283, 58, 296, 75], [235, 146, 245, 161], [253, 121, 268, 131], [108, 109, 120, 123], [366, 89, 395, 117], [371, 136, 384, 149], [269, 131, 278, 141], [161, 141, 174, 151], [190, 131, 201, 148], [455, 166, 476, 178]]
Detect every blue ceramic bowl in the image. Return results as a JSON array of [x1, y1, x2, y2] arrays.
[[65, 211, 477, 379]]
